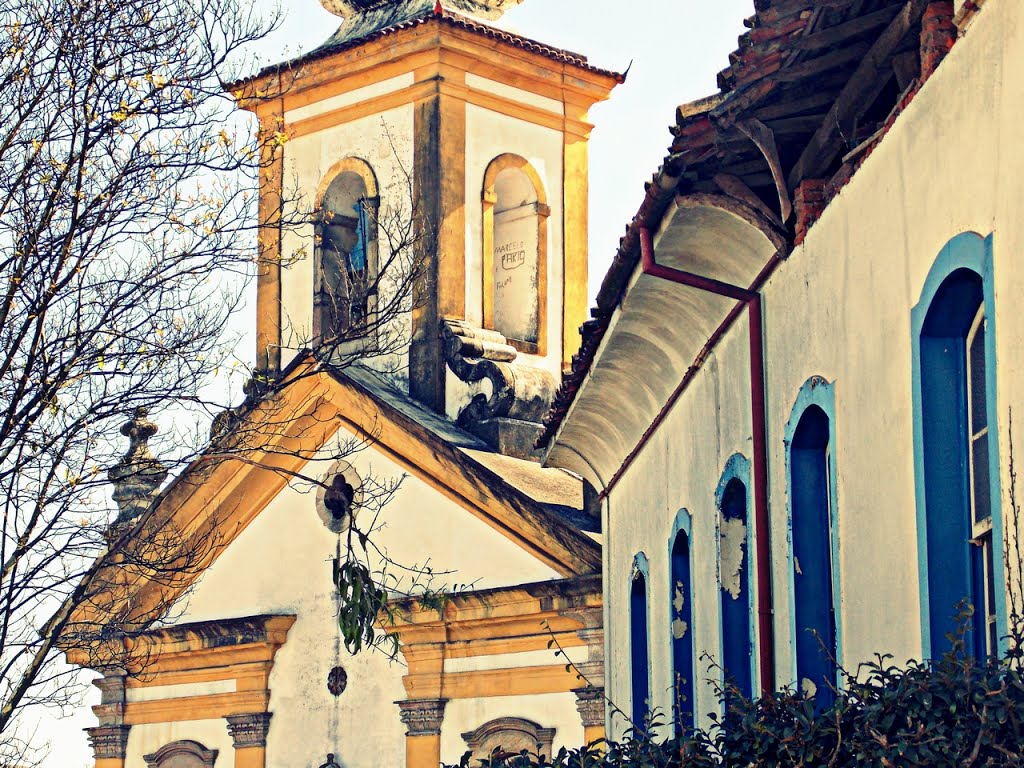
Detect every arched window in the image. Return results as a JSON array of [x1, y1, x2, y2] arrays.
[[143, 740, 218, 768], [629, 554, 650, 732], [315, 159, 379, 344], [785, 378, 840, 708], [482, 154, 549, 355], [716, 455, 754, 702], [913, 233, 1003, 662], [461, 717, 556, 764], [669, 515, 695, 733]]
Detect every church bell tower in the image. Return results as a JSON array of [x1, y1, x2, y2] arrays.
[[240, 0, 621, 421]]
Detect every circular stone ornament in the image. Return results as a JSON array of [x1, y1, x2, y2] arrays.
[[327, 665, 349, 696], [315, 462, 363, 533]]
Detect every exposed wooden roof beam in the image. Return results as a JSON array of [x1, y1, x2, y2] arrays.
[[787, 0, 930, 188], [789, 5, 902, 52], [737, 118, 792, 222], [758, 0, 859, 24]]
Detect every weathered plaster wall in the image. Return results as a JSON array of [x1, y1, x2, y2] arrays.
[[603, 0, 1024, 738], [279, 104, 416, 373], [137, 423, 562, 768], [126, 719, 233, 767]]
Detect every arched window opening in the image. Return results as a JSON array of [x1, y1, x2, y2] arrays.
[[315, 165, 379, 343], [719, 478, 753, 701], [482, 155, 549, 354], [143, 740, 218, 768], [461, 717, 556, 765], [670, 530, 695, 733], [629, 566, 650, 732], [918, 267, 997, 661], [789, 401, 838, 709]]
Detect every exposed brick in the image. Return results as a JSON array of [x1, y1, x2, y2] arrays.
[[794, 179, 828, 245], [921, 2, 956, 80]]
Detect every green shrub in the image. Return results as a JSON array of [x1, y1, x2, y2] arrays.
[[454, 622, 1024, 768]]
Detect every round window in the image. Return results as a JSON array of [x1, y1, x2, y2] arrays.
[[315, 462, 363, 533]]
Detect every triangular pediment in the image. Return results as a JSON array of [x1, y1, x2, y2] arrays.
[[64, 355, 598, 657]]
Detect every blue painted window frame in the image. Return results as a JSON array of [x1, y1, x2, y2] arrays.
[[911, 232, 1005, 661], [630, 552, 651, 732], [784, 377, 842, 701], [668, 510, 696, 732], [715, 454, 756, 701]]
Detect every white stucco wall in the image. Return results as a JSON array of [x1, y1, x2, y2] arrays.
[[131, 422, 564, 768], [601, 0, 1024, 739], [279, 104, 416, 375]]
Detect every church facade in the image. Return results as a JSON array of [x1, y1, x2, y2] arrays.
[[540, 0, 1024, 740], [69, 1, 620, 767]]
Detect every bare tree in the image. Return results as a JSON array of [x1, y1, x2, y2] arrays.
[[0, 0, 432, 759]]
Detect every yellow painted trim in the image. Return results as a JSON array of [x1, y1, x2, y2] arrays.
[[406, 733, 441, 768], [287, 81, 436, 140], [481, 154, 549, 356], [235, 746, 266, 768], [123, 690, 271, 725], [404, 663, 583, 700], [562, 135, 589, 371], [256, 109, 284, 372]]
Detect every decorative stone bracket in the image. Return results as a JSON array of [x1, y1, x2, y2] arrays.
[[441, 318, 556, 460]]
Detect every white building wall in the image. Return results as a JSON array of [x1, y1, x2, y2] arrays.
[[142, 423, 562, 768], [603, 0, 1024, 739]]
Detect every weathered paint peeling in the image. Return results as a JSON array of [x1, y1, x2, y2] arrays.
[[672, 618, 688, 639], [673, 581, 685, 613], [794, 555, 803, 575], [719, 515, 747, 600]]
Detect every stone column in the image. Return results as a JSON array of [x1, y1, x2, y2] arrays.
[[573, 686, 607, 746], [87, 725, 131, 768], [88, 672, 130, 768], [397, 698, 447, 768], [226, 712, 273, 768]]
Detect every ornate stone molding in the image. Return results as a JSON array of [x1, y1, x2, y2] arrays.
[[108, 407, 167, 530], [462, 717, 556, 760], [397, 698, 447, 736], [441, 318, 556, 459], [144, 740, 218, 767], [573, 687, 606, 729], [226, 712, 273, 748], [86, 725, 131, 760]]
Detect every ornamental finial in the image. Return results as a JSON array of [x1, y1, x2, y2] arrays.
[[108, 407, 167, 529]]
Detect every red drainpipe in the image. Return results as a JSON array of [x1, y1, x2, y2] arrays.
[[633, 226, 776, 694]]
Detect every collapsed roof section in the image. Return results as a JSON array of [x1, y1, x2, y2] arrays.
[[540, 0, 960, 480]]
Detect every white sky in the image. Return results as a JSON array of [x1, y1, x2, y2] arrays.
[[36, 1, 748, 764]]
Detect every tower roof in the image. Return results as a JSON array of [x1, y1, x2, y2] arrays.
[[234, 1, 623, 87], [320, 0, 522, 22]]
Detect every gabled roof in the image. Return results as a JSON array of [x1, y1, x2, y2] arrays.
[[540, 0, 945, 452], [65, 355, 600, 647]]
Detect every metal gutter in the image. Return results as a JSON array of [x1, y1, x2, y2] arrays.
[[596, 226, 781, 694]]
